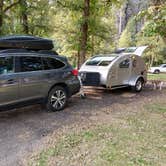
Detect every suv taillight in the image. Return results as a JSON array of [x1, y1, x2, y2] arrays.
[[72, 69, 78, 76]]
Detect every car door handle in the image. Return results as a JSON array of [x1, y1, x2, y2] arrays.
[[45, 73, 51, 77], [7, 79, 15, 84]]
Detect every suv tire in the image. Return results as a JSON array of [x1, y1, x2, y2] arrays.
[[46, 86, 67, 112]]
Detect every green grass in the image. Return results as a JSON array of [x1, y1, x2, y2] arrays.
[[145, 103, 166, 114], [148, 73, 166, 81], [31, 103, 166, 166]]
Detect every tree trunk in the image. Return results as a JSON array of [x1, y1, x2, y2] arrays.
[[164, 38, 166, 44], [0, 0, 4, 35], [91, 35, 94, 56], [78, 0, 90, 68], [124, 2, 129, 29], [151, 0, 164, 6], [20, 0, 28, 34], [118, 9, 122, 35]]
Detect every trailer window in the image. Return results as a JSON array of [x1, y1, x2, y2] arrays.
[[86, 57, 114, 66], [86, 59, 101, 66], [119, 59, 130, 68], [98, 61, 112, 66]]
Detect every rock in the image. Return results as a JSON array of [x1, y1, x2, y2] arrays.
[[116, 0, 149, 36]]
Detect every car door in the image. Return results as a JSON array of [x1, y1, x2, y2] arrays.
[[17, 55, 44, 101], [161, 65, 166, 72], [0, 56, 19, 106]]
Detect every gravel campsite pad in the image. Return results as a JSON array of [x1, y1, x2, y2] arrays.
[[0, 86, 166, 166]]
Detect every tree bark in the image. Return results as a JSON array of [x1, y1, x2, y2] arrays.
[[20, 0, 29, 34], [124, 2, 129, 29], [118, 9, 122, 35], [4, 0, 21, 12], [0, 0, 4, 35], [151, 0, 164, 6], [78, 0, 90, 68]]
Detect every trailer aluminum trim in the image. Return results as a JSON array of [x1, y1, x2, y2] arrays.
[[79, 46, 148, 92]]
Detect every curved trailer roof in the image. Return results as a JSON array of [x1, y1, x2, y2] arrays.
[[114, 46, 148, 56]]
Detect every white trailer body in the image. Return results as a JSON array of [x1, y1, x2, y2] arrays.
[[79, 46, 148, 92]]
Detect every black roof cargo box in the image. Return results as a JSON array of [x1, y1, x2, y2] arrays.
[[0, 35, 54, 50]]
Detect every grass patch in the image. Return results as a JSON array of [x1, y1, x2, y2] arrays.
[[148, 73, 166, 81], [31, 104, 166, 166], [145, 103, 166, 114]]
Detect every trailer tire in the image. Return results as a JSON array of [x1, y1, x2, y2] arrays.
[[132, 78, 144, 92]]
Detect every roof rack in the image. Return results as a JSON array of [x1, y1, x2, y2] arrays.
[[0, 35, 54, 50], [0, 49, 28, 54], [38, 50, 58, 55], [0, 49, 58, 55], [0, 35, 44, 40]]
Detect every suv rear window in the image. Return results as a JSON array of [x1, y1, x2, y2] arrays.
[[20, 56, 43, 72], [42, 57, 65, 70], [0, 57, 14, 75]]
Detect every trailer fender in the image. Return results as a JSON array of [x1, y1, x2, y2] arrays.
[[128, 76, 144, 87]]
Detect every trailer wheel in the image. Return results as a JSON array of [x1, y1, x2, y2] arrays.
[[80, 93, 87, 99], [132, 78, 144, 92]]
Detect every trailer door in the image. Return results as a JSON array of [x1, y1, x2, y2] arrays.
[[116, 58, 131, 85]]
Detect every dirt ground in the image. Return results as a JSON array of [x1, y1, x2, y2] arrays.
[[0, 85, 165, 166]]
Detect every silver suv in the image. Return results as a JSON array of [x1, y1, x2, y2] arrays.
[[0, 49, 80, 111]]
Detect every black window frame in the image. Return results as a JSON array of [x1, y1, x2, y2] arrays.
[[18, 55, 43, 73], [42, 57, 66, 70], [98, 60, 112, 66], [119, 59, 130, 68], [0, 56, 15, 75]]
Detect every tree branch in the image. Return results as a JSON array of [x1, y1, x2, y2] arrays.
[[4, 0, 21, 12], [56, 0, 83, 10]]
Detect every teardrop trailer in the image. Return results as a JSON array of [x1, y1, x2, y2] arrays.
[[79, 46, 148, 92]]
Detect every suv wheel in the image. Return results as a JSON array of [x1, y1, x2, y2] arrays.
[[154, 70, 160, 74], [132, 78, 144, 92], [46, 86, 67, 112]]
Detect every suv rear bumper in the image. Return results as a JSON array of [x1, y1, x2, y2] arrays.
[[67, 78, 80, 96]]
